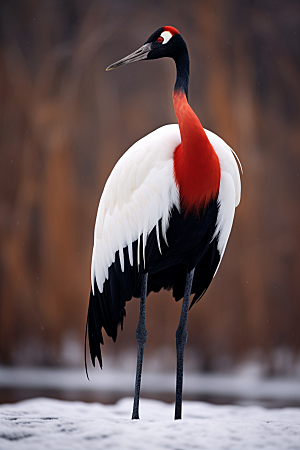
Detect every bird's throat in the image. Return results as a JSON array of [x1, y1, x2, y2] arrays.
[[173, 90, 221, 215]]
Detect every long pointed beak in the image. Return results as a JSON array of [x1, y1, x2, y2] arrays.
[[106, 43, 152, 71]]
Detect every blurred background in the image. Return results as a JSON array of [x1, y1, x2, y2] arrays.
[[0, 0, 300, 406]]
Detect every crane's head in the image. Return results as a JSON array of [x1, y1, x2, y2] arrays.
[[106, 26, 186, 71]]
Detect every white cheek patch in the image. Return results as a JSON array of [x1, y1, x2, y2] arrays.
[[160, 31, 173, 44]]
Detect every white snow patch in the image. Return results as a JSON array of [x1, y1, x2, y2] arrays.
[[0, 397, 300, 450]]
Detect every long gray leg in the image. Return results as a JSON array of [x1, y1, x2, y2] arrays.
[[174, 268, 195, 420], [132, 272, 148, 420]]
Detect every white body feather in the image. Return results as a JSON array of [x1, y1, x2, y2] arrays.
[[91, 124, 241, 294]]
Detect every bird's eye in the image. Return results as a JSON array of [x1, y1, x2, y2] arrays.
[[157, 37, 164, 43]]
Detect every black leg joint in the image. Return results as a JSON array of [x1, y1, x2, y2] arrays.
[[136, 324, 148, 345]]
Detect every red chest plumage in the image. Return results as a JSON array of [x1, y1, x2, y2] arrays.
[[173, 91, 221, 214]]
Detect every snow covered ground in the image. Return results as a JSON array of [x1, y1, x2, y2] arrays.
[[1, 365, 300, 449], [1, 397, 300, 450]]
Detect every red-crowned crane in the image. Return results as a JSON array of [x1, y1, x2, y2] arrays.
[[86, 26, 242, 420]]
